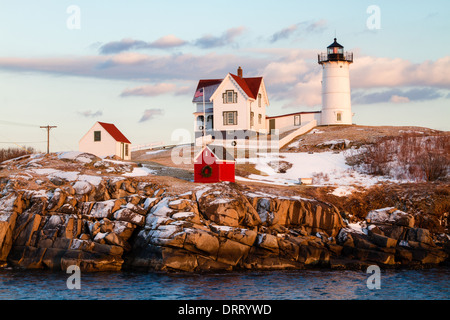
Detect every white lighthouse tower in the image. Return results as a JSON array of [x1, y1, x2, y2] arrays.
[[318, 38, 353, 125]]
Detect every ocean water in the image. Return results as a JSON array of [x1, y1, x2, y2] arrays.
[[1, 268, 449, 300]]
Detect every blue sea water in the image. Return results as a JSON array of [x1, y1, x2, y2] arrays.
[[0, 268, 449, 300]]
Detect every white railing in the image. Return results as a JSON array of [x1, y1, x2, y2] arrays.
[[131, 141, 165, 151], [278, 120, 317, 149]]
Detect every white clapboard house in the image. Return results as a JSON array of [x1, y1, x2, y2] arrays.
[[79, 121, 132, 160]]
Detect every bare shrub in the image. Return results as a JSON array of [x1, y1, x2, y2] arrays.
[[312, 172, 329, 184], [416, 152, 449, 181], [346, 133, 450, 181], [267, 160, 293, 173], [0, 147, 36, 163]]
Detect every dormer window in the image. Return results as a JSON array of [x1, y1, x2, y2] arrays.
[[223, 90, 238, 104]]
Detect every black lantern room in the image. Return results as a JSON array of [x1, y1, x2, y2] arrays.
[[318, 38, 353, 64], [327, 38, 344, 60]]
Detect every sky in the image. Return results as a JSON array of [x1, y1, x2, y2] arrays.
[[0, 0, 449, 152]]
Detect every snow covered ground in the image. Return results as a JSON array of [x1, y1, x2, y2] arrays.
[[235, 151, 395, 195]]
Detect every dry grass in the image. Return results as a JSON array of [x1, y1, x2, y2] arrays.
[[0, 147, 36, 163], [347, 132, 450, 181], [235, 163, 267, 177], [282, 125, 445, 153]]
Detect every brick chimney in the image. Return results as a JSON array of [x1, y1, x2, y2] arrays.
[[237, 66, 243, 78]]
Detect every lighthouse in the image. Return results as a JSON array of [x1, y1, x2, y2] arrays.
[[318, 38, 353, 125]]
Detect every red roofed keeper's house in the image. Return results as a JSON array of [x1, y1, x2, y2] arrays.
[[192, 66, 322, 148], [194, 145, 235, 183], [79, 121, 132, 160], [192, 67, 269, 144]]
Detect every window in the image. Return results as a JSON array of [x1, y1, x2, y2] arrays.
[[206, 115, 213, 130], [294, 115, 301, 126], [223, 111, 237, 125], [223, 90, 237, 104], [250, 112, 254, 127], [94, 131, 101, 142], [336, 113, 342, 122], [258, 114, 262, 124], [125, 144, 129, 156], [197, 115, 204, 130], [258, 93, 262, 107]]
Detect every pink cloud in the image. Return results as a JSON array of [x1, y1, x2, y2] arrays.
[[121, 83, 191, 97], [351, 56, 450, 88], [390, 95, 410, 103], [0, 50, 448, 109], [151, 35, 187, 48]]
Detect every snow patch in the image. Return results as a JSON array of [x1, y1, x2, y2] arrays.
[[123, 166, 155, 177], [237, 151, 390, 188], [146, 150, 165, 155], [172, 212, 195, 219], [78, 175, 102, 186], [346, 222, 366, 235], [72, 181, 92, 195], [195, 186, 211, 200], [58, 151, 96, 163], [330, 186, 355, 197]]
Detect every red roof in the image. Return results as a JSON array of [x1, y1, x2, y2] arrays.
[[194, 74, 263, 101], [229, 74, 262, 99], [97, 122, 131, 144], [195, 79, 223, 91]]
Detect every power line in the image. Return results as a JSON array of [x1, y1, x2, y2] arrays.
[[0, 141, 46, 143], [50, 130, 74, 151], [0, 120, 39, 127]]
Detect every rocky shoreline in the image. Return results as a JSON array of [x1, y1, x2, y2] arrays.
[[0, 153, 449, 272]]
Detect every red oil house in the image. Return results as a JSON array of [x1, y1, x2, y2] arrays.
[[194, 145, 235, 183]]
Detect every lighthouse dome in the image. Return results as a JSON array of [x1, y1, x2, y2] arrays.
[[327, 38, 344, 49]]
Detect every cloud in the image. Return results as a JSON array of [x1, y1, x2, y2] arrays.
[[270, 25, 298, 43], [99, 27, 246, 54], [304, 19, 327, 33], [351, 56, 450, 88], [270, 20, 327, 43], [352, 87, 446, 105], [99, 38, 148, 54], [151, 35, 187, 48], [139, 108, 164, 123], [390, 95, 410, 103], [194, 26, 246, 48], [0, 48, 449, 109], [99, 35, 187, 54], [0, 52, 264, 83], [77, 110, 103, 118], [120, 83, 190, 97]]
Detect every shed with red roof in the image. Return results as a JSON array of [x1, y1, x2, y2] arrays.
[[79, 121, 132, 160]]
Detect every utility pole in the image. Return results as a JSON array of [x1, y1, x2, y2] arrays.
[[40, 125, 57, 154]]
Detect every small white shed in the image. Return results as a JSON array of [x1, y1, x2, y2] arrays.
[[79, 121, 132, 160]]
